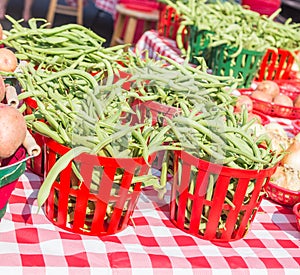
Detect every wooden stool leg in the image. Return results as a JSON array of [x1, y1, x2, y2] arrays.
[[123, 17, 138, 45], [46, 0, 58, 27], [77, 0, 83, 25], [111, 14, 126, 46]]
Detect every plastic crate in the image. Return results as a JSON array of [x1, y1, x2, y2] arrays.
[[23, 97, 46, 177], [128, 99, 180, 171], [169, 150, 277, 242], [257, 48, 296, 81], [44, 139, 155, 236], [157, 5, 181, 41], [188, 27, 213, 66], [275, 79, 300, 101], [209, 45, 265, 88], [129, 98, 181, 127], [265, 182, 300, 207], [188, 27, 265, 88], [0, 146, 26, 219]]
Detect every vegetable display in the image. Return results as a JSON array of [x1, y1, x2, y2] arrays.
[[0, 13, 289, 239], [159, 0, 300, 55], [14, 61, 181, 207], [0, 16, 132, 81]]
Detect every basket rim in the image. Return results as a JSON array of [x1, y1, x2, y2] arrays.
[[293, 202, 300, 218], [45, 138, 155, 163], [174, 150, 278, 176], [267, 181, 300, 196]]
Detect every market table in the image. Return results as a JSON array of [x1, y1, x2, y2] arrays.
[[0, 169, 299, 274]]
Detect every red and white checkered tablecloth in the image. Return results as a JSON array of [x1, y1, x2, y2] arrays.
[[0, 169, 299, 274], [135, 30, 185, 64]]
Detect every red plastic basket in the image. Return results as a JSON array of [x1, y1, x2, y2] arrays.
[[292, 119, 300, 135], [257, 48, 296, 82], [23, 97, 46, 177], [292, 202, 300, 231], [265, 182, 300, 207], [44, 139, 155, 236], [275, 79, 300, 101], [158, 5, 181, 41], [129, 99, 180, 171], [129, 99, 181, 127], [21, 71, 131, 177], [26, 131, 45, 178], [239, 88, 300, 119], [169, 150, 277, 242]]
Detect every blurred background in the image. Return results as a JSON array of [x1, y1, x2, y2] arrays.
[[0, 0, 299, 38]]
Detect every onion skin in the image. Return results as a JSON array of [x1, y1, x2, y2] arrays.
[[271, 166, 288, 189], [281, 139, 300, 171], [0, 104, 27, 159], [255, 80, 280, 99], [265, 122, 290, 154]]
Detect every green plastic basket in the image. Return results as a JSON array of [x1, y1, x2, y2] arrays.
[[188, 27, 213, 65], [188, 27, 265, 88], [0, 158, 26, 186], [209, 45, 266, 88], [0, 147, 27, 219]]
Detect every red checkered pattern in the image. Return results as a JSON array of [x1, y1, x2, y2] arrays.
[[0, 169, 299, 273], [135, 30, 184, 64], [65, 0, 119, 18]]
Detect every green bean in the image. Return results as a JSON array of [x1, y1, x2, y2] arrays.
[[224, 126, 261, 158], [37, 146, 91, 209], [31, 121, 64, 144]]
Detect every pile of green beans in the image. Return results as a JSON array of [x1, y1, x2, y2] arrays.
[[0, 16, 132, 80], [126, 55, 241, 110], [160, 0, 300, 55], [13, 62, 179, 208], [166, 104, 282, 170], [16, 63, 175, 159]]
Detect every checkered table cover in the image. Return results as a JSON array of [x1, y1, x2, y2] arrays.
[[135, 30, 185, 65], [0, 169, 299, 274]]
